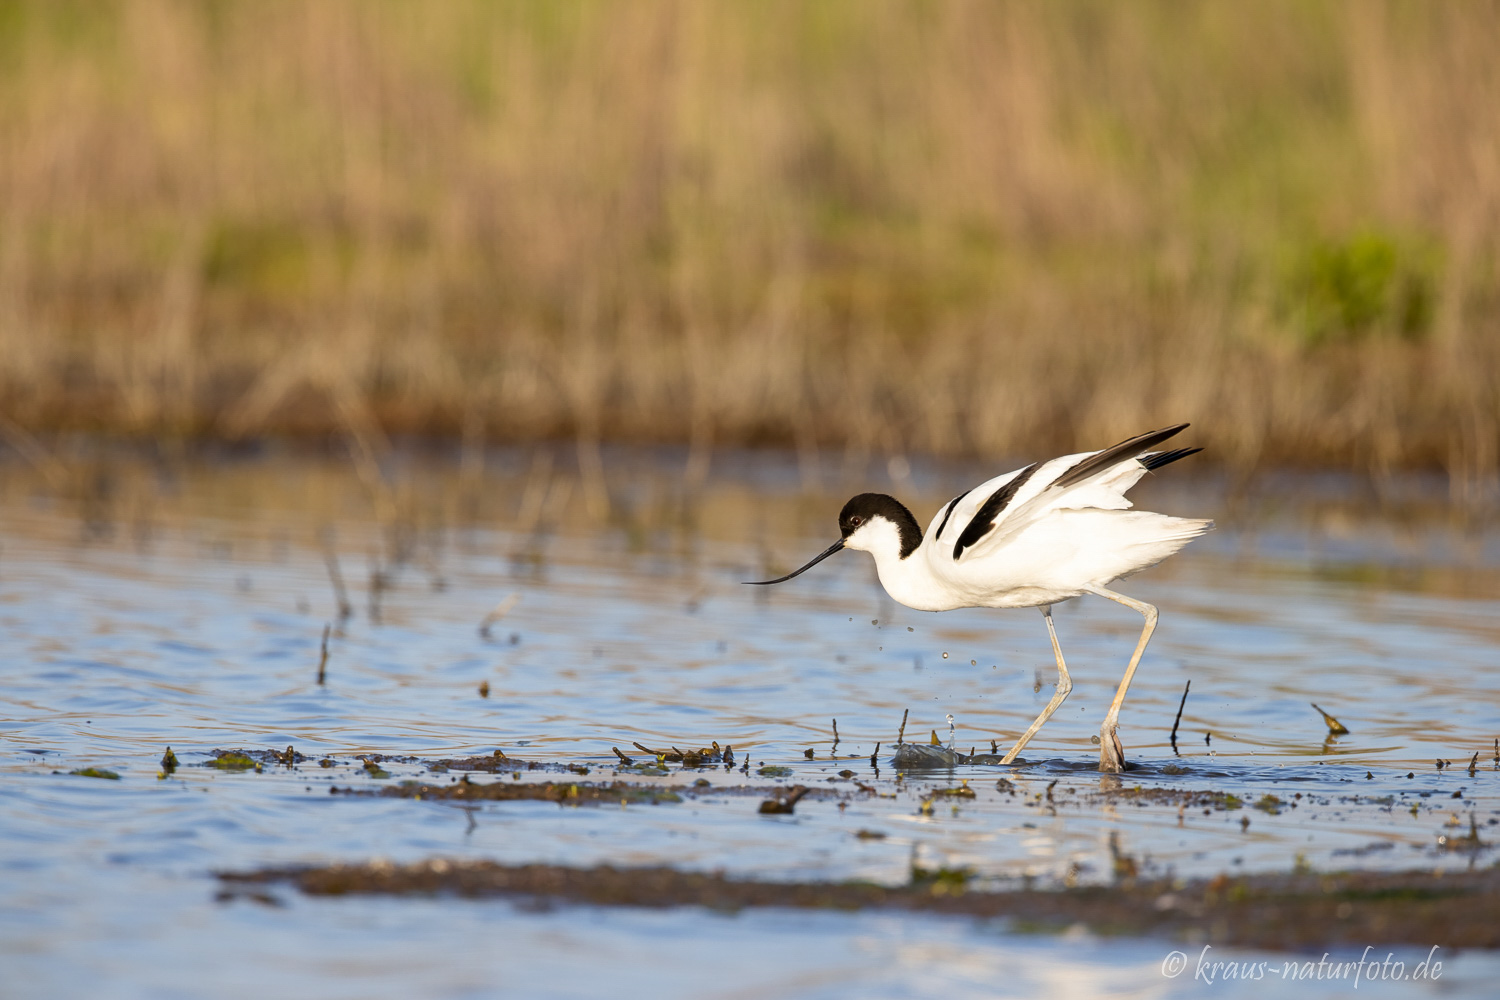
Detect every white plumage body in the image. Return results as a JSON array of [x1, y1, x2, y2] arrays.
[[747, 423, 1212, 772], [856, 452, 1212, 612]]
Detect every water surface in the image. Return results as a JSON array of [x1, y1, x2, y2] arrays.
[[2, 446, 1497, 998]]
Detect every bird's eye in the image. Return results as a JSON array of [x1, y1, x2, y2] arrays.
[[850, 516, 863, 527]]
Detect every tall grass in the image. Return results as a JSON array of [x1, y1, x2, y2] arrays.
[[0, 1, 1496, 495]]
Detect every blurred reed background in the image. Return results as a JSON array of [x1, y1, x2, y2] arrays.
[[0, 1, 1497, 499]]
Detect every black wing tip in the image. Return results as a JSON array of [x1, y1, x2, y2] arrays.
[[1140, 446, 1204, 472], [1137, 422, 1191, 445], [1053, 423, 1195, 490]]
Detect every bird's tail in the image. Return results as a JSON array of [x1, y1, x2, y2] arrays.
[[1155, 516, 1215, 541], [1112, 514, 1214, 581]]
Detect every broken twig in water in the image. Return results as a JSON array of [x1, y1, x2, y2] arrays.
[[316, 624, 330, 685], [1470, 752, 1480, 777], [1310, 703, 1349, 735], [831, 718, 839, 751], [896, 708, 908, 747], [479, 593, 521, 639], [869, 742, 880, 768], [611, 747, 634, 766], [1170, 680, 1191, 754]]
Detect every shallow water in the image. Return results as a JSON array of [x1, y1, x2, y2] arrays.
[[2, 445, 1498, 998]]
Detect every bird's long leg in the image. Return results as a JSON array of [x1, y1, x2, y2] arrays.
[[1087, 586, 1159, 773], [1000, 606, 1072, 765]]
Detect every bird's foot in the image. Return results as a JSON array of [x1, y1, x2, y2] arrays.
[[1098, 723, 1127, 773]]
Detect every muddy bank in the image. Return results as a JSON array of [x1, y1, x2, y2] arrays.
[[220, 860, 1500, 951]]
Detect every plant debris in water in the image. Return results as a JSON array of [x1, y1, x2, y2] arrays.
[[428, 751, 594, 775], [205, 752, 258, 771], [331, 778, 684, 806], [202, 748, 314, 770], [218, 861, 1500, 951], [757, 786, 810, 814], [628, 742, 733, 766], [69, 767, 120, 780], [891, 744, 1010, 768]]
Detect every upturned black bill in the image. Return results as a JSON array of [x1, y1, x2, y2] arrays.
[[743, 539, 845, 585]]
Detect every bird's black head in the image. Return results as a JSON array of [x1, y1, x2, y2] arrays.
[[839, 493, 922, 557], [743, 491, 922, 587]]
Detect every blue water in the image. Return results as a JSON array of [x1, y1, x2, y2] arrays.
[[2, 447, 1497, 998]]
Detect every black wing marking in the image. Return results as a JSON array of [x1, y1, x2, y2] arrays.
[[933, 489, 971, 541], [1051, 423, 1189, 490], [952, 463, 1040, 561], [1140, 446, 1202, 472]]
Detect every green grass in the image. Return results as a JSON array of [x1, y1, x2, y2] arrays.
[[0, 1, 1496, 487]]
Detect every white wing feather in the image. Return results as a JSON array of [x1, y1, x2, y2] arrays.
[[940, 450, 1161, 563]]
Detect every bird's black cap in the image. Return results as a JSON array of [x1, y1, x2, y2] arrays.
[[839, 493, 921, 557]]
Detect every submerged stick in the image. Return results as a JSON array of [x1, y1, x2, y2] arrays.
[[831, 718, 839, 751], [1169, 680, 1191, 754], [896, 709, 908, 747], [368, 565, 387, 626], [316, 624, 330, 685], [323, 549, 352, 621], [870, 742, 880, 768], [1310, 703, 1350, 735]]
